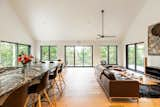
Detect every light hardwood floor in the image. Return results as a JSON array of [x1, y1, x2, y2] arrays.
[[43, 67, 160, 107]]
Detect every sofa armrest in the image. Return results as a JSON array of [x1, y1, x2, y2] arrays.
[[109, 80, 140, 98]]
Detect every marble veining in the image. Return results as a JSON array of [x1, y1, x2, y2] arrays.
[[0, 63, 58, 97]]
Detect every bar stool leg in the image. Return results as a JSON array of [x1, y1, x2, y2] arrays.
[[24, 96, 30, 107], [54, 79, 61, 93], [52, 80, 57, 106], [58, 74, 63, 91], [43, 90, 54, 107], [60, 73, 65, 84], [32, 94, 36, 107], [38, 94, 42, 107]]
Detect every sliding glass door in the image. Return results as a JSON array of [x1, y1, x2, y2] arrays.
[[100, 45, 118, 65], [75, 46, 84, 66], [41, 46, 49, 61], [126, 42, 144, 73], [136, 43, 145, 71], [128, 44, 135, 70], [65, 46, 93, 67], [40, 46, 57, 62], [83, 47, 92, 66], [65, 46, 74, 66], [109, 46, 118, 65]]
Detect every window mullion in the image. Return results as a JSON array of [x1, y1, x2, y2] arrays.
[[40, 46, 42, 61], [116, 46, 118, 65], [135, 44, 137, 71], [83, 47, 84, 67], [74, 46, 75, 66], [49, 46, 50, 61], [126, 45, 128, 68], [108, 45, 109, 65], [16, 44, 18, 66]]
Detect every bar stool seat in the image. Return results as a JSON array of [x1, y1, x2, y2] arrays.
[[28, 84, 40, 94], [49, 66, 61, 94], [58, 64, 65, 83]]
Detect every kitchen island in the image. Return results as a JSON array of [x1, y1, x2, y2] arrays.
[[0, 62, 59, 105]]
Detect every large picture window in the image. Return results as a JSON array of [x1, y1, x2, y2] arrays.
[[0, 41, 31, 67], [65, 46, 93, 67], [40, 46, 57, 62], [100, 45, 118, 65], [126, 42, 144, 73]]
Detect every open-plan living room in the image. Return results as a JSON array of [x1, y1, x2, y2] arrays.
[[0, 0, 160, 107]]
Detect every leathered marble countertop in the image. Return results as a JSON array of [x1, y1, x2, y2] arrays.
[[0, 62, 59, 105]]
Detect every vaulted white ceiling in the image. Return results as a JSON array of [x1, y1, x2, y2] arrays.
[[9, 0, 146, 40]]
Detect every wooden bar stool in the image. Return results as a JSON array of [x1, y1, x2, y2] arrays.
[[58, 64, 65, 84], [0, 84, 28, 107], [49, 66, 61, 95], [26, 72, 54, 107], [57, 64, 65, 91]]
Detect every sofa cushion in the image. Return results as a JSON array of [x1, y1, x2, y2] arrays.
[[100, 60, 107, 65], [104, 65, 113, 69], [103, 70, 116, 80]]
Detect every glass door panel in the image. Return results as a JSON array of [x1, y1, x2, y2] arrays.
[[128, 45, 135, 70], [83, 47, 92, 66], [109, 46, 117, 64], [65, 46, 74, 66], [136, 43, 144, 72], [50, 46, 57, 61], [65, 46, 93, 67], [0, 42, 17, 67], [75, 46, 84, 66], [100, 47, 108, 61], [41, 46, 49, 61]]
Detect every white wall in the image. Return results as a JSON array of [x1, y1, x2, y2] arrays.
[[36, 40, 123, 66], [123, 0, 160, 67], [0, 0, 35, 55]]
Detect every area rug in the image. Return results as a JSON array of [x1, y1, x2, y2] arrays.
[[140, 84, 160, 98]]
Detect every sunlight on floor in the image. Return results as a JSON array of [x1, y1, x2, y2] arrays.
[[43, 67, 160, 107]]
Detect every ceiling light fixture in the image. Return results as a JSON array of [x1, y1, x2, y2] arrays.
[[97, 10, 116, 39]]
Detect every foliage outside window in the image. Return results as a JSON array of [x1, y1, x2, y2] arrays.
[[83, 47, 92, 66], [128, 45, 135, 70], [40, 46, 57, 62], [18, 44, 30, 66], [100, 46, 108, 61], [109, 46, 117, 64], [18, 44, 30, 55], [100, 45, 118, 65], [50, 46, 57, 61], [0, 41, 30, 67], [65, 46, 74, 66], [65, 46, 93, 67]]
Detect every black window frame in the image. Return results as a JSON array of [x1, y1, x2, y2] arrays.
[[0, 40, 31, 66], [100, 45, 118, 65], [40, 45, 57, 61], [126, 42, 144, 73]]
